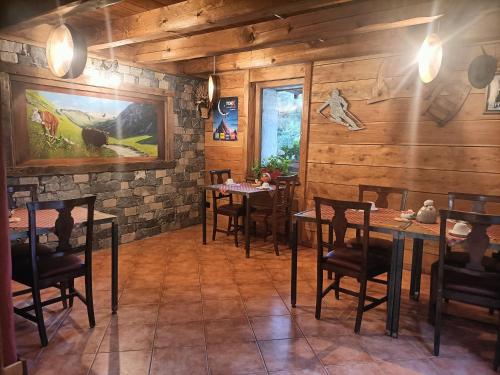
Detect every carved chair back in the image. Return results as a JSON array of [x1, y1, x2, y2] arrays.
[[438, 209, 500, 274], [26, 196, 96, 280], [275, 175, 299, 216], [358, 185, 408, 210], [448, 192, 500, 214], [314, 197, 371, 267], [209, 169, 233, 208], [7, 184, 38, 210]]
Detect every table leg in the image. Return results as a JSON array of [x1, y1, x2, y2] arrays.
[[291, 220, 298, 308], [111, 221, 119, 314], [391, 234, 405, 337], [201, 189, 207, 245], [386, 232, 399, 336], [409, 238, 424, 301], [245, 195, 251, 258]]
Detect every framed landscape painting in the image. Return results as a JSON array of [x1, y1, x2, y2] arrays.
[[7, 77, 169, 173]]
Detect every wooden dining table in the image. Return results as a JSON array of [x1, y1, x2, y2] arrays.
[[9, 207, 120, 313], [290, 207, 500, 338], [200, 182, 276, 257]]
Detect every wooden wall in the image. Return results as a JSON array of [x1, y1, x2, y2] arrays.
[[204, 42, 500, 271]]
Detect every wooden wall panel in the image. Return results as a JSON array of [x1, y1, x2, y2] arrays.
[[203, 40, 500, 273]]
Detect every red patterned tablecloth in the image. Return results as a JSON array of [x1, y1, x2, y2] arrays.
[[9, 207, 115, 238], [205, 182, 276, 195], [295, 207, 500, 247]]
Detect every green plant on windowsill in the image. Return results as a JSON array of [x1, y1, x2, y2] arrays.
[[252, 155, 291, 180]]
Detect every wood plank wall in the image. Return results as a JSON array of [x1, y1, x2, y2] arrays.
[[203, 43, 500, 271], [305, 43, 500, 271]]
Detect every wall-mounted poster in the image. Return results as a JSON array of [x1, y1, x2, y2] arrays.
[[212, 96, 238, 141], [485, 72, 500, 113]]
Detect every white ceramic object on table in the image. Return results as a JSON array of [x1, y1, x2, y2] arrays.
[[416, 199, 437, 224], [448, 221, 471, 238], [225, 178, 234, 185], [367, 201, 379, 211]]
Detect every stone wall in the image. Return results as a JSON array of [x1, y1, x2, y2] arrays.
[[2, 38, 205, 247]]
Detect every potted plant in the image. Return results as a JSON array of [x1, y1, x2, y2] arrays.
[[252, 155, 291, 181]]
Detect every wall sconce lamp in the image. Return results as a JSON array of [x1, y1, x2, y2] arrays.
[[208, 56, 219, 106], [418, 32, 443, 83], [46, 24, 87, 79]]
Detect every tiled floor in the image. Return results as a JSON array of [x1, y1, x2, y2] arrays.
[[12, 225, 499, 374]]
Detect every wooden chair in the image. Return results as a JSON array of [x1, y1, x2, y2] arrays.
[[250, 175, 299, 255], [7, 184, 38, 210], [314, 197, 391, 333], [429, 209, 500, 370], [11, 196, 96, 347], [448, 192, 500, 214], [209, 169, 245, 247], [348, 184, 408, 253]]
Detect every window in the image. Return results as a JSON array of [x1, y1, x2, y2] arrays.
[[259, 84, 303, 174]]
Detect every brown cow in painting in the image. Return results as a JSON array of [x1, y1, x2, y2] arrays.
[[31, 109, 59, 137]]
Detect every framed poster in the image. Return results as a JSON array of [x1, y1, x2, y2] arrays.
[[485, 72, 500, 113], [5, 76, 172, 174], [212, 96, 238, 141]]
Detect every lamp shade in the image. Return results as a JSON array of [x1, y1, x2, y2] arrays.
[[46, 24, 87, 79], [208, 74, 219, 104], [418, 33, 442, 83]]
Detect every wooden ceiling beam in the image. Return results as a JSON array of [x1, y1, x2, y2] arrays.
[[134, 0, 445, 63], [0, 0, 123, 33], [85, 0, 352, 51], [179, 6, 500, 75]]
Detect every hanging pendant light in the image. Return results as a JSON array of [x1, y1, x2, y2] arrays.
[[208, 56, 219, 105], [46, 24, 87, 79], [418, 32, 443, 83]]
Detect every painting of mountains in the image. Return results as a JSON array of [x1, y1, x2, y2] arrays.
[[25, 88, 159, 160]]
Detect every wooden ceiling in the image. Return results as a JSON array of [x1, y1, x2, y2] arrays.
[[0, 0, 499, 75]]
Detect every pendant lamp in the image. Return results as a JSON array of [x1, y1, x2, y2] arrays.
[[46, 24, 87, 79]]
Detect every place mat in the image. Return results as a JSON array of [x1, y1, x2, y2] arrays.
[[410, 219, 500, 245], [296, 207, 403, 230], [211, 182, 276, 194], [9, 207, 114, 232]]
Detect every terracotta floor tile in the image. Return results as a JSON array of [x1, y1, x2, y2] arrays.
[[205, 318, 255, 344], [110, 304, 159, 326], [15, 226, 498, 374], [158, 301, 203, 323], [32, 353, 94, 375], [207, 341, 266, 375], [91, 350, 152, 375], [99, 324, 155, 352], [307, 336, 372, 366], [244, 296, 290, 317], [155, 321, 205, 348], [251, 316, 303, 341], [151, 346, 209, 375], [325, 362, 384, 375], [119, 288, 162, 305], [202, 283, 241, 299], [42, 325, 106, 355], [203, 298, 246, 320], [259, 338, 323, 372], [162, 286, 202, 303]]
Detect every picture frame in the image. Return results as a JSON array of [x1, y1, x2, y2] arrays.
[[2, 74, 174, 175], [485, 72, 500, 113]]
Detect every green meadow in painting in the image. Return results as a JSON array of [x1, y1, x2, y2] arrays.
[[26, 89, 158, 159]]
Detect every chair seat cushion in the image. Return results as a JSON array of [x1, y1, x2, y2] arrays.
[[431, 257, 500, 299], [346, 237, 393, 254], [324, 245, 391, 277], [12, 252, 84, 283], [11, 243, 54, 259], [217, 203, 244, 216]]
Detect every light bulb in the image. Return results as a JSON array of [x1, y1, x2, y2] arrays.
[[418, 33, 442, 83]]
